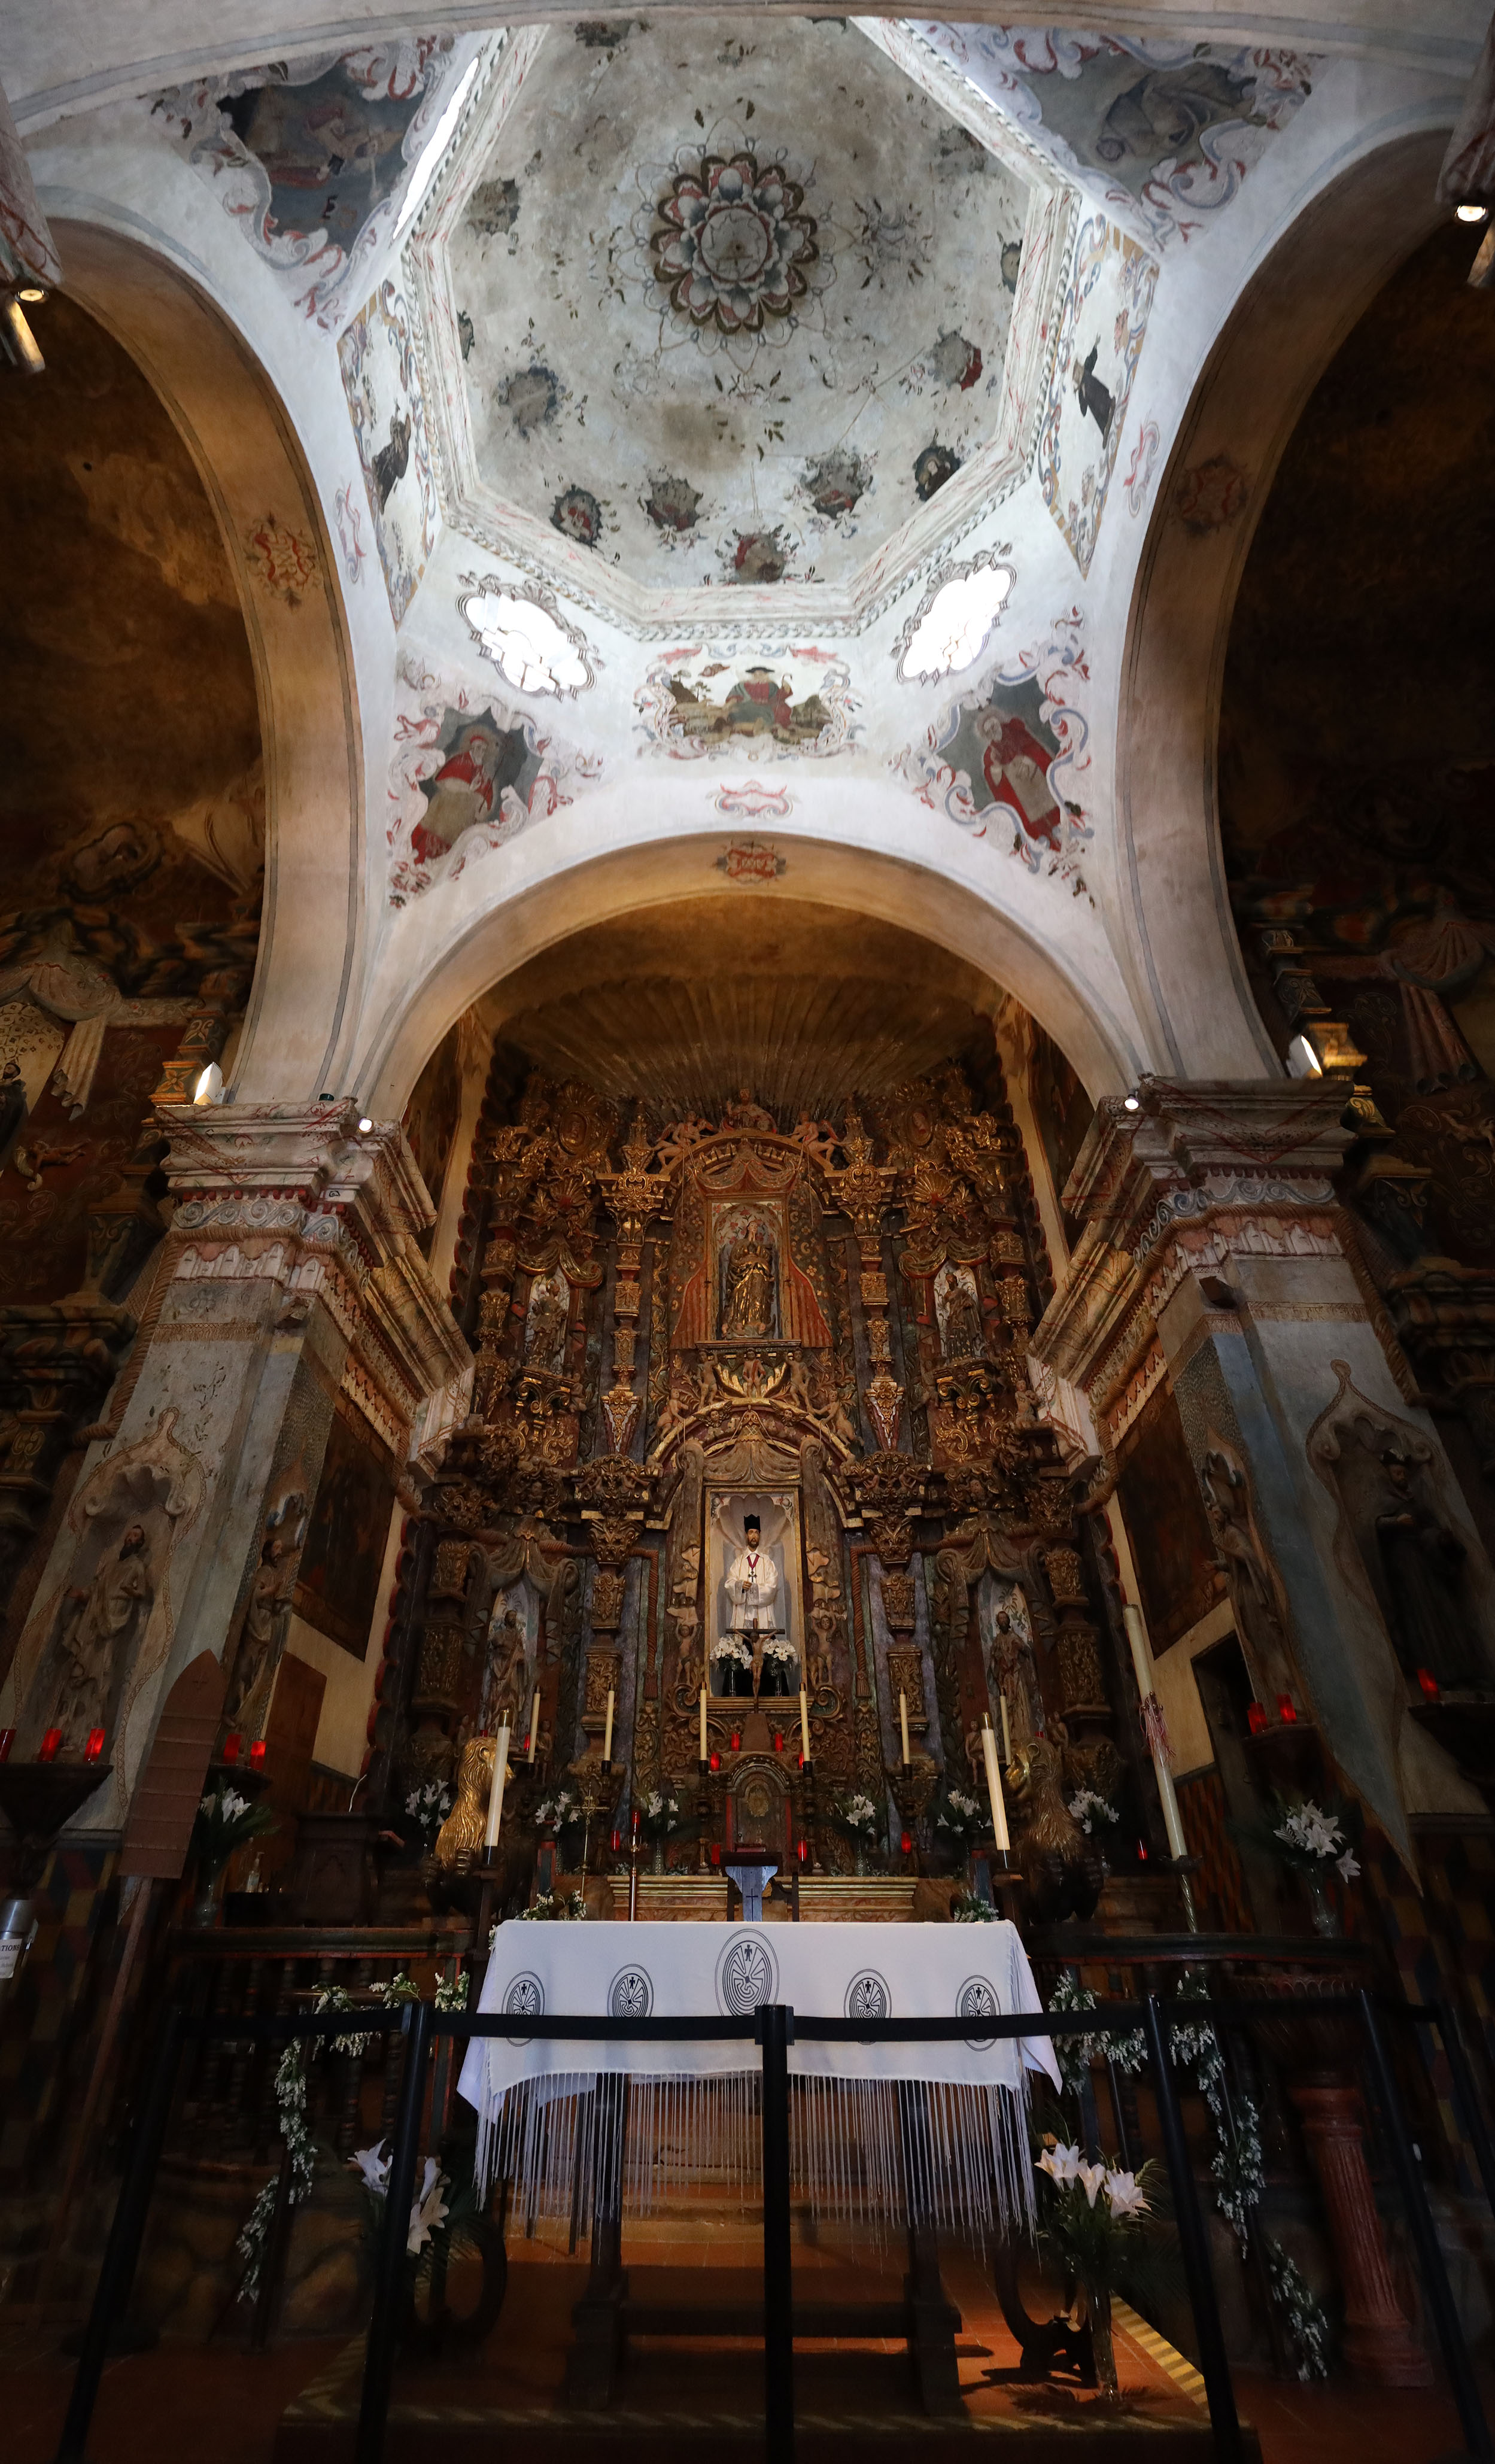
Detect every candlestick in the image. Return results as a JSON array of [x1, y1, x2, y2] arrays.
[[700, 1682, 709, 1763], [527, 1688, 539, 1763], [603, 1688, 615, 1765], [898, 1688, 911, 1768], [798, 1685, 811, 1761], [1123, 1602, 1188, 1861], [484, 1725, 510, 1850], [980, 1717, 1010, 1853], [999, 1692, 1011, 1766]]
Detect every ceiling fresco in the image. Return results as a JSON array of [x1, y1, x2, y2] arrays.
[[411, 17, 1072, 633]]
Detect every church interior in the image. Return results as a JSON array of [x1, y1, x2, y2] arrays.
[[2, 7, 1494, 2460]]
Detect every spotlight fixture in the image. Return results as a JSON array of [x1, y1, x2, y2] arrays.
[[17, 286, 45, 303], [0, 298, 44, 376], [357, 1115, 374, 1134], [1122, 1092, 1141, 1113], [193, 1062, 225, 1105], [1456, 202, 1490, 223], [1286, 1032, 1323, 1080]]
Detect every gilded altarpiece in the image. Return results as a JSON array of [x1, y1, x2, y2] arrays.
[[389, 1056, 1151, 1893]]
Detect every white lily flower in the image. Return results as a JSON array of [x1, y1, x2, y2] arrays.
[[1077, 2159, 1108, 2208], [1336, 1849, 1360, 1882], [348, 2143, 391, 2194], [407, 2157, 449, 2255], [1104, 2169, 1149, 2218], [1038, 2140, 1083, 2187]]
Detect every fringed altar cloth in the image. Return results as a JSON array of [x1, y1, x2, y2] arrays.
[[460, 1920, 1060, 2240]]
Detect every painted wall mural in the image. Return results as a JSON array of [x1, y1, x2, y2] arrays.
[[443, 17, 1030, 593], [891, 610, 1091, 882], [636, 645, 858, 762], [916, 25, 1315, 251], [387, 659, 600, 905], [1036, 215, 1157, 576], [339, 280, 439, 623], [150, 37, 461, 329]]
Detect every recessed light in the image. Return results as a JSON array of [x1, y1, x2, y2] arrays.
[[357, 1116, 374, 1135], [1122, 1093, 1140, 1113], [1456, 202, 1489, 224]]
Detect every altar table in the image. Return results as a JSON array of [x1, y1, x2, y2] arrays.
[[460, 1919, 1060, 2240]]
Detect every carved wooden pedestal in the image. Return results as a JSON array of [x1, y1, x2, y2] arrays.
[[1288, 2079, 1432, 2387]]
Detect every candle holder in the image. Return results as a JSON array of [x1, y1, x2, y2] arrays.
[[887, 1752, 938, 1873], [794, 1758, 823, 1874], [695, 1757, 715, 1874], [973, 1840, 1026, 1927]]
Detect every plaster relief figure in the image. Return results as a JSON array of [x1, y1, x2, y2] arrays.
[[53, 1524, 154, 1752], [1375, 1451, 1487, 1690], [1201, 1438, 1303, 1711], [934, 1261, 983, 1361], [223, 1491, 307, 1733], [524, 1269, 570, 1374]]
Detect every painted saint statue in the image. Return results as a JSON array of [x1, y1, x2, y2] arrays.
[[721, 1219, 777, 1339], [715, 1512, 790, 1697]]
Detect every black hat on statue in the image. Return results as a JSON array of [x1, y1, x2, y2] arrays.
[[743, 1512, 761, 1536]]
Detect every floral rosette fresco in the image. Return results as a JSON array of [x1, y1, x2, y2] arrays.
[[651, 153, 821, 340]]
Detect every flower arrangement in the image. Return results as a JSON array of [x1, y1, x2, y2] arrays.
[[831, 1791, 881, 1842], [518, 1888, 590, 1921], [350, 2144, 451, 2256], [637, 1789, 683, 1841], [713, 1636, 753, 1672], [935, 1788, 986, 1843], [760, 1637, 797, 1664], [1067, 1788, 1119, 1837], [403, 1780, 454, 1849], [190, 1783, 278, 1915], [534, 1789, 582, 1839], [1231, 1792, 1361, 1937], [951, 1889, 999, 1922], [1035, 2138, 1164, 2398]]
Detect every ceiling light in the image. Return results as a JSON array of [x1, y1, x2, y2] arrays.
[[193, 1063, 224, 1106], [393, 57, 481, 244], [897, 560, 1014, 683], [1122, 1093, 1140, 1112], [17, 287, 45, 303], [1456, 202, 1489, 223], [461, 579, 594, 696], [357, 1116, 374, 1134], [1286, 1034, 1323, 1079]]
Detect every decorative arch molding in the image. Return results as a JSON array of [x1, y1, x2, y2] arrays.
[[353, 819, 1145, 1121], [52, 216, 366, 1106], [1116, 122, 1451, 1081]]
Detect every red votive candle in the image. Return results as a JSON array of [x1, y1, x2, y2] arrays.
[[730, 1730, 741, 1753], [84, 1728, 105, 1764], [248, 1739, 266, 1770], [0, 1728, 14, 1764], [797, 1839, 807, 1866], [709, 1750, 721, 1773], [1277, 1695, 1298, 1724], [39, 1728, 62, 1763], [1137, 1838, 1149, 1861], [900, 1831, 912, 1857], [221, 1733, 242, 1763], [710, 1843, 721, 1867], [631, 1808, 640, 1835], [1247, 1702, 1266, 1735], [1417, 1667, 1440, 1701]]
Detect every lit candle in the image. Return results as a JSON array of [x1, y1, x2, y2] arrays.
[[981, 1718, 1010, 1854], [799, 1685, 811, 1763], [38, 1728, 62, 1763], [999, 1693, 1012, 1766], [898, 1689, 911, 1768], [1123, 1603, 1189, 1861], [526, 1688, 539, 1764], [699, 1683, 709, 1763], [603, 1688, 615, 1765], [484, 1725, 510, 1850], [84, 1728, 106, 1764]]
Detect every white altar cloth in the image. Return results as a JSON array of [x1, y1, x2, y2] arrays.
[[459, 1921, 1059, 2235]]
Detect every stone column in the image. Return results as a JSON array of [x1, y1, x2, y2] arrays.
[[0, 1103, 470, 1845], [1031, 1079, 1494, 1872], [1289, 2078, 1431, 2386]]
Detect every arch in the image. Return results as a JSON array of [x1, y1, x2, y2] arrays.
[[53, 217, 366, 1105], [1117, 124, 1451, 1080], [354, 805, 1145, 1119]]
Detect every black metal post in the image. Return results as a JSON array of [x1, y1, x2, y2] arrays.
[[355, 1997, 433, 2464], [53, 2003, 187, 2464], [1430, 2000, 1495, 2222], [1358, 1991, 1493, 2463], [759, 2002, 795, 2464], [1140, 1994, 1243, 2464]]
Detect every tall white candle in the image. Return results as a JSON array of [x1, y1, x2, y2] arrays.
[[898, 1689, 911, 1767], [699, 1683, 709, 1763], [798, 1685, 811, 1763], [484, 1725, 510, 1850], [603, 1688, 615, 1765], [980, 1718, 1010, 1853], [1123, 1602, 1188, 1861], [526, 1688, 539, 1764]]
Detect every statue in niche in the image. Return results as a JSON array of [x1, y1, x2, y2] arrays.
[[524, 1269, 569, 1374], [1201, 1441, 1303, 1711], [1374, 1451, 1487, 1689], [223, 1491, 306, 1733], [53, 1523, 154, 1752], [934, 1262, 983, 1362], [990, 1602, 1041, 1750], [484, 1604, 530, 1734], [719, 1214, 779, 1339]]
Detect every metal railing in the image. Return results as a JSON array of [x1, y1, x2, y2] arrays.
[[52, 1988, 1494, 2464]]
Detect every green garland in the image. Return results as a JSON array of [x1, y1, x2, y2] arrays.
[[1264, 2235, 1332, 2381], [1046, 1968, 1146, 2092]]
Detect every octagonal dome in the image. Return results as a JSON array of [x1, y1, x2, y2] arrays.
[[409, 18, 1072, 636]]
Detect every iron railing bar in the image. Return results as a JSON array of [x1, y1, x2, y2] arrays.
[[1140, 1994, 1245, 2464], [354, 1998, 433, 2464]]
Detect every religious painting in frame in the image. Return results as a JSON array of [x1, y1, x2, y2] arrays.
[[294, 1401, 398, 1657]]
